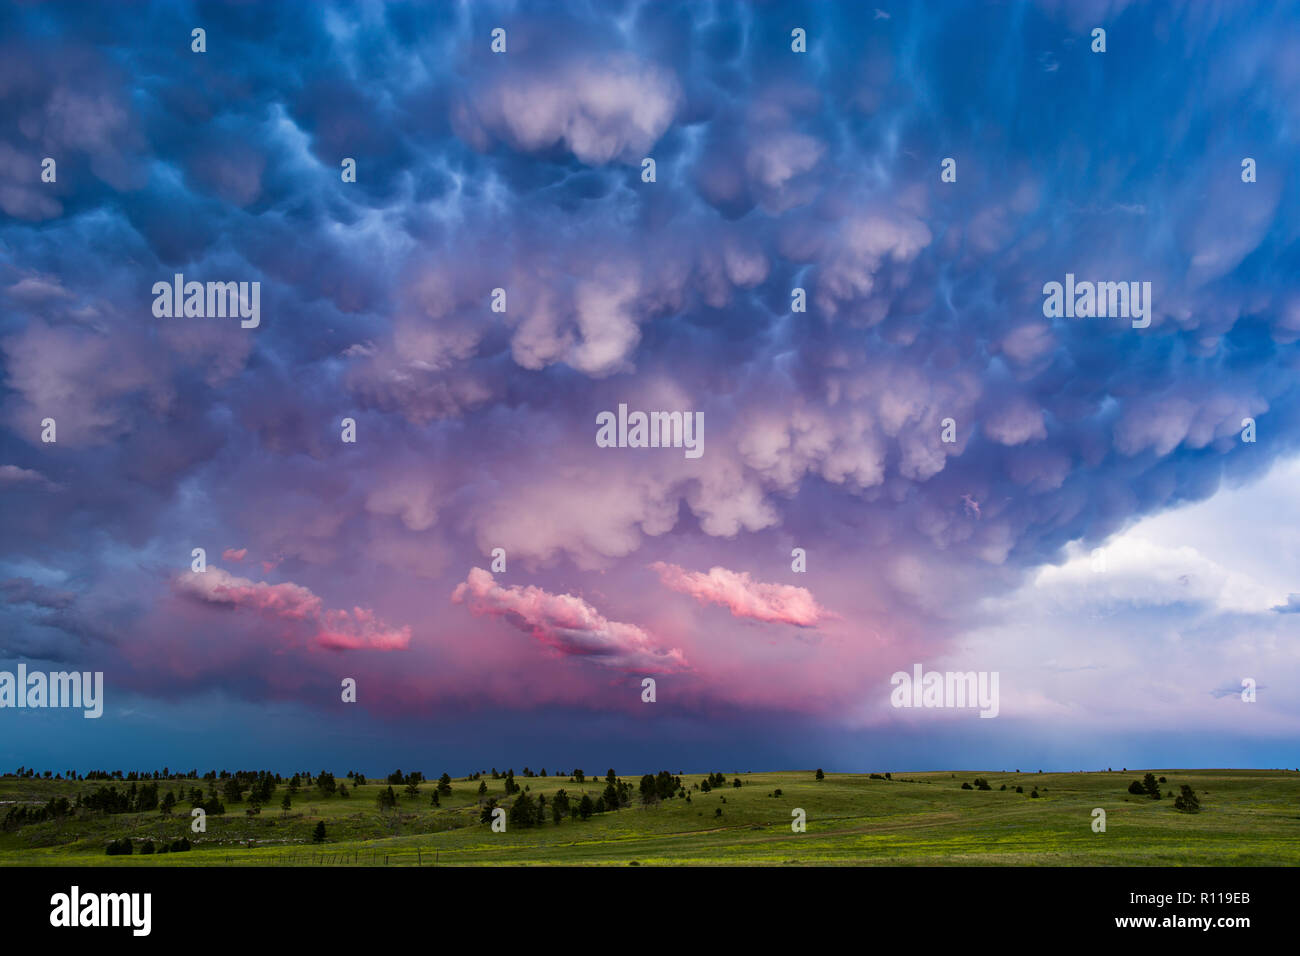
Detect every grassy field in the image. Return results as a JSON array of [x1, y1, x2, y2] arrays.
[[2, 769, 1297, 866]]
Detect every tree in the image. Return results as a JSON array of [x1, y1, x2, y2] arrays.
[[438, 772, 452, 795], [602, 782, 620, 811], [312, 821, 326, 843], [509, 792, 539, 828], [1173, 785, 1201, 813], [316, 771, 337, 797], [281, 793, 292, 814], [1142, 773, 1161, 800], [552, 790, 570, 823], [815, 769, 824, 781], [1127, 780, 1145, 795], [405, 780, 421, 798], [477, 779, 488, 796], [578, 794, 595, 819]]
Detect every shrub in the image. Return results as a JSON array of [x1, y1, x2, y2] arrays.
[[1127, 780, 1145, 795]]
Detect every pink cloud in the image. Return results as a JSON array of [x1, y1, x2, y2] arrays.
[[451, 567, 686, 672], [222, 547, 248, 562], [317, 606, 413, 651], [173, 567, 411, 651], [650, 562, 833, 627]]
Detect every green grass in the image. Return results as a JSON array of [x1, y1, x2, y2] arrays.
[[2, 769, 1298, 866]]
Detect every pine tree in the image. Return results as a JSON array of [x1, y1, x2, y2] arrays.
[[1173, 784, 1201, 813], [1142, 773, 1161, 799], [508, 792, 539, 828]]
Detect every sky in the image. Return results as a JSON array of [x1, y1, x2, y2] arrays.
[[2, 0, 1299, 776]]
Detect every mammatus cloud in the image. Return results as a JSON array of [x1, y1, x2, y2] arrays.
[[453, 53, 682, 165], [451, 567, 686, 672], [650, 562, 833, 628], [1, 2, 1299, 765], [173, 567, 411, 651]]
